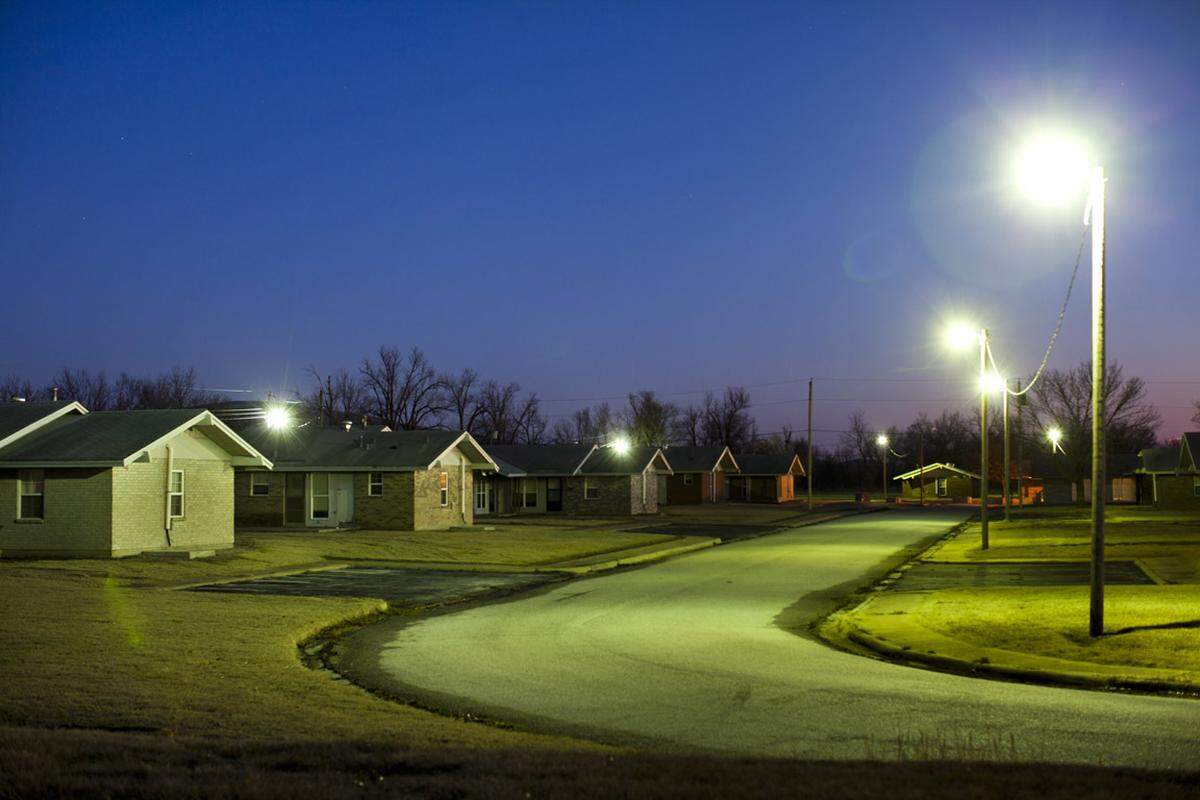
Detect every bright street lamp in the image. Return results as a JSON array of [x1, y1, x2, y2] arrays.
[[979, 371, 1006, 395], [1046, 425, 1064, 454], [1016, 132, 1107, 637], [264, 406, 291, 430], [876, 434, 889, 504], [944, 323, 991, 550], [610, 435, 631, 456]]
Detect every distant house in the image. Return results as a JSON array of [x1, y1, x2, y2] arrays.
[[575, 445, 673, 515], [479, 444, 596, 516], [660, 445, 739, 505], [232, 425, 497, 530], [1136, 435, 1200, 510], [728, 453, 805, 503], [892, 463, 980, 501], [0, 403, 270, 558]]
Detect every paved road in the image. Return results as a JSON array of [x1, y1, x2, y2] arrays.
[[340, 510, 1200, 768]]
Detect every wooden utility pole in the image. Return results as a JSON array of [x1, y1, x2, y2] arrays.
[[806, 379, 814, 511], [1003, 380, 1011, 522], [1015, 378, 1023, 510], [918, 426, 925, 507], [980, 328, 989, 550], [1090, 166, 1107, 637]]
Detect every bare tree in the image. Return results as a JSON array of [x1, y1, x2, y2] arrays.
[[394, 347, 445, 430], [306, 367, 365, 426], [360, 346, 404, 428], [568, 402, 615, 443], [672, 404, 704, 446], [625, 390, 677, 448], [0, 375, 40, 402], [49, 367, 111, 409], [549, 418, 577, 443], [701, 387, 755, 451], [1192, 400, 1200, 428], [442, 368, 484, 432], [515, 393, 547, 444], [135, 366, 223, 408]]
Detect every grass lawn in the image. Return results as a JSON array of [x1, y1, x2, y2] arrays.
[[0, 524, 679, 745], [930, 507, 1200, 583], [912, 585, 1200, 675]]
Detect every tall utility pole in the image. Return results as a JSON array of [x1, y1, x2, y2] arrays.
[[1003, 379, 1011, 522], [881, 444, 888, 503], [1089, 167, 1107, 637], [980, 328, 990, 550], [1015, 378, 1023, 510], [807, 379, 814, 511], [918, 426, 925, 507]]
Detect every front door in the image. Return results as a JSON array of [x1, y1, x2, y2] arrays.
[[546, 477, 563, 512], [474, 478, 491, 515], [284, 473, 305, 524]]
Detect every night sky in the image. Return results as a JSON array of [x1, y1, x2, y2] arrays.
[[3, 2, 1198, 444]]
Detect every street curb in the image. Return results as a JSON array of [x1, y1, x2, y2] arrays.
[[547, 537, 721, 574], [844, 612, 1200, 696], [164, 562, 353, 591]]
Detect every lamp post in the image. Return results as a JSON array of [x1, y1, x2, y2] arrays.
[[1017, 135, 1106, 636], [979, 328, 989, 550], [876, 434, 889, 504]]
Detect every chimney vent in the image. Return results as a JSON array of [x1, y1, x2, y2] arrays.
[[51, 387, 59, 402]]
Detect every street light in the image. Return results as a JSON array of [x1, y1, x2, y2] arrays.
[[1046, 425, 1064, 454], [264, 406, 291, 430], [1016, 132, 1106, 637], [610, 435, 631, 456], [944, 323, 992, 550], [876, 434, 889, 504]]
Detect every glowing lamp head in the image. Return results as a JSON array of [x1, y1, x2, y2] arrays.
[[610, 436, 631, 456], [264, 406, 291, 430], [944, 323, 978, 353], [979, 372, 1006, 395], [1046, 426, 1064, 449], [875, 434, 889, 448], [1015, 133, 1091, 208]]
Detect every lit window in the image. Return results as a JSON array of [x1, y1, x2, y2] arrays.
[[439, 471, 449, 507], [683, 474, 694, 486], [368, 472, 383, 497], [18, 469, 44, 520], [936, 478, 948, 497], [250, 473, 269, 496], [521, 478, 537, 508], [311, 473, 330, 519], [169, 470, 185, 518], [584, 478, 599, 500]]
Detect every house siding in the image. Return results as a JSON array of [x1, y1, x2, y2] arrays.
[[564, 475, 631, 515], [666, 473, 704, 504], [0, 467, 113, 556], [1151, 475, 1200, 510], [353, 471, 416, 530], [900, 475, 975, 500], [413, 464, 471, 530], [630, 470, 659, 514], [111, 456, 234, 555], [234, 471, 285, 527]]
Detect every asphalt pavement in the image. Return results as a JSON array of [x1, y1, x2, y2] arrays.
[[338, 509, 1200, 768]]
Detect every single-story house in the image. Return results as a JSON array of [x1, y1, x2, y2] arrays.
[[232, 424, 497, 530], [575, 445, 673, 515], [892, 463, 980, 501], [1137, 434, 1200, 510], [660, 445, 740, 505], [0, 402, 271, 558], [477, 444, 596, 516], [728, 453, 805, 503]]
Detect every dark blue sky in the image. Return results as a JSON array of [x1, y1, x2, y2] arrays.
[[3, 1, 1198, 443]]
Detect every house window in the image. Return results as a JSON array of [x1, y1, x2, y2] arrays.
[[1193, 477, 1200, 498], [936, 478, 948, 497], [250, 473, 269, 496], [169, 470, 185, 518], [584, 478, 599, 500], [311, 473, 330, 519], [18, 469, 44, 520], [683, 474, 694, 486], [521, 478, 538, 508], [368, 472, 383, 497], [439, 472, 449, 507]]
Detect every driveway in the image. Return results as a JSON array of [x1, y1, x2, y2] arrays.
[[337, 510, 1199, 768]]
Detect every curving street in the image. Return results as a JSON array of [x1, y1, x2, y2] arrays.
[[339, 510, 1200, 768]]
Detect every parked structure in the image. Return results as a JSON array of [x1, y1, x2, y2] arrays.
[[728, 453, 804, 503], [892, 463, 980, 502], [0, 402, 270, 558], [1136, 435, 1200, 509], [661, 445, 739, 504], [233, 425, 496, 530]]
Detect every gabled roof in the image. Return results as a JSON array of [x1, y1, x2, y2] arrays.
[[663, 445, 740, 473], [235, 424, 496, 472], [1137, 446, 1179, 474], [0, 409, 271, 468], [578, 445, 672, 476], [892, 462, 980, 482], [730, 452, 805, 477], [0, 401, 88, 450], [484, 444, 596, 477], [1180, 433, 1200, 473]]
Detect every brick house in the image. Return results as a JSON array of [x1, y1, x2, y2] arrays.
[[892, 463, 980, 502], [477, 444, 596, 516], [0, 402, 271, 558], [660, 445, 739, 504], [1136, 434, 1200, 510], [233, 424, 497, 530], [573, 445, 672, 515], [728, 453, 805, 503]]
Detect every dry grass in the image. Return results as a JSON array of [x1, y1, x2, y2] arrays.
[[2, 725, 1196, 799], [931, 508, 1200, 582], [914, 585, 1200, 674]]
